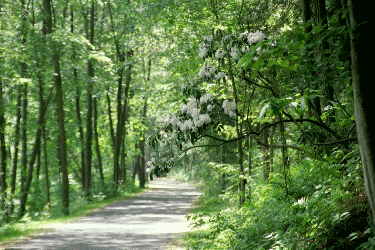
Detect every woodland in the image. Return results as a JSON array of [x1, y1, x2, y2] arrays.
[[0, 0, 374, 249]]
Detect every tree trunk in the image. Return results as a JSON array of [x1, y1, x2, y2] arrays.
[[269, 125, 275, 172], [20, 77, 28, 209], [42, 117, 50, 209], [70, 6, 86, 191], [44, 0, 69, 215], [138, 103, 147, 188], [248, 135, 252, 201], [93, 97, 104, 189], [18, 77, 46, 219], [0, 76, 7, 217], [221, 143, 226, 192], [83, 1, 95, 199], [301, 0, 322, 120], [10, 91, 22, 216], [261, 123, 270, 180], [132, 143, 140, 181], [347, 0, 374, 226], [138, 58, 151, 188], [106, 93, 115, 146], [314, 0, 335, 123]]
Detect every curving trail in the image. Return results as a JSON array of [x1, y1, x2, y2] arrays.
[[6, 178, 200, 250]]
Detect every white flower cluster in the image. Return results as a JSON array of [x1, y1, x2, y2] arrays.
[[146, 157, 156, 173], [230, 46, 239, 59], [222, 35, 232, 44], [199, 43, 209, 58], [177, 119, 196, 132], [200, 93, 214, 104], [215, 49, 225, 58], [222, 100, 237, 117], [181, 84, 187, 92], [247, 30, 266, 44], [203, 35, 214, 42], [198, 63, 216, 78], [323, 105, 333, 111], [165, 96, 213, 133], [180, 96, 198, 112], [241, 46, 250, 53], [215, 72, 225, 79], [239, 31, 249, 40], [194, 114, 211, 127]]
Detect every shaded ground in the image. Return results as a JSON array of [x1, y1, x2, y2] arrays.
[[5, 178, 200, 250]]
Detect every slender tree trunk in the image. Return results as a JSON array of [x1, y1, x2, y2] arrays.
[[248, 135, 252, 201], [20, 0, 28, 202], [106, 93, 115, 146], [42, 118, 50, 209], [269, 125, 275, 172], [301, 0, 312, 34], [10, 91, 22, 216], [18, 78, 45, 219], [20, 78, 28, 204], [184, 152, 187, 173], [113, 70, 123, 187], [138, 58, 151, 188], [70, 6, 86, 191], [18, 127, 42, 219], [0, 76, 7, 217], [18, 3, 28, 211], [107, 1, 133, 187], [145, 142, 151, 182], [221, 143, 226, 192], [138, 103, 147, 188], [44, 0, 69, 215], [93, 97, 104, 189], [132, 143, 140, 181], [261, 123, 270, 180], [83, 1, 95, 198], [301, 0, 322, 120], [227, 52, 245, 205], [120, 128, 127, 183], [314, 0, 335, 123], [347, 0, 374, 226]]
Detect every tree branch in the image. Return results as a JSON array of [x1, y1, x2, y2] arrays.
[[313, 137, 357, 146], [255, 139, 304, 151]]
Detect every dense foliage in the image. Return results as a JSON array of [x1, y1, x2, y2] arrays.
[[0, 0, 373, 249]]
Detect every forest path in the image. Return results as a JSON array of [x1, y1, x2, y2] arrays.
[[6, 178, 201, 250]]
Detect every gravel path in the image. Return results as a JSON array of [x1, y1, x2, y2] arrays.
[[6, 178, 200, 250]]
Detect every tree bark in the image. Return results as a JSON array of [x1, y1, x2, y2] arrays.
[[314, 0, 335, 123], [261, 122, 270, 180], [10, 91, 22, 216], [44, 0, 69, 215], [20, 74, 28, 210], [42, 117, 50, 209], [83, 1, 95, 199], [0, 75, 7, 216], [18, 76, 46, 219], [93, 97, 104, 189], [248, 135, 252, 201], [347, 0, 375, 226], [70, 6, 86, 191], [138, 103, 147, 188]]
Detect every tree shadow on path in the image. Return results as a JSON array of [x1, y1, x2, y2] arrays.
[[6, 178, 201, 250]]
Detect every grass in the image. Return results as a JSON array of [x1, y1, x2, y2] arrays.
[[0, 183, 147, 248]]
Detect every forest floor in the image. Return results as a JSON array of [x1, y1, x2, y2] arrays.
[[2, 178, 201, 250]]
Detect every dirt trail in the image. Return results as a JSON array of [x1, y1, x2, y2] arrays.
[[6, 178, 200, 250]]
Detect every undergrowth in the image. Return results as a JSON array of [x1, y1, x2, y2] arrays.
[[172, 147, 375, 249]]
